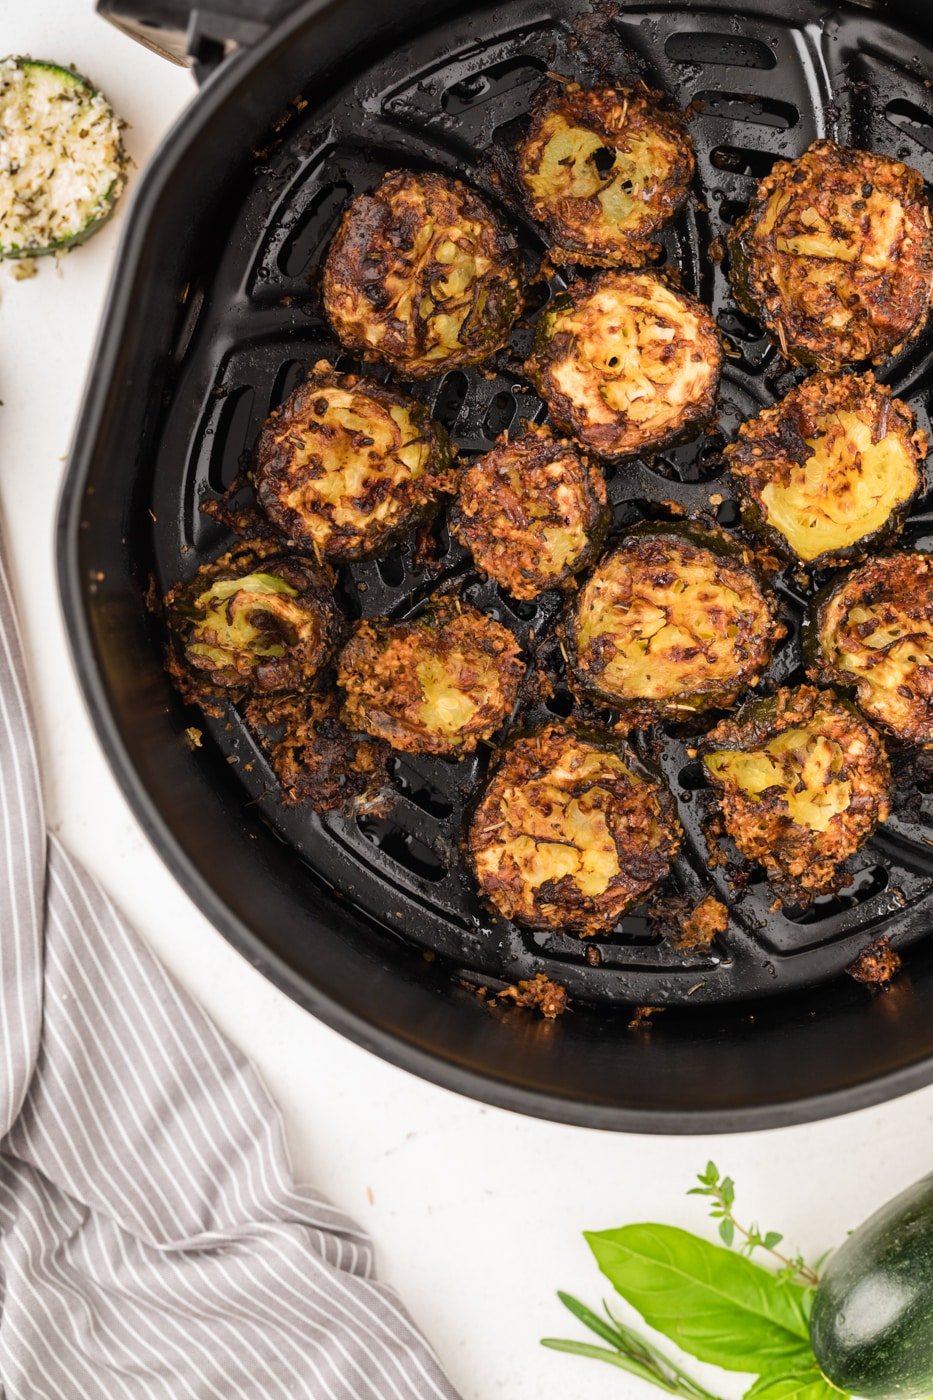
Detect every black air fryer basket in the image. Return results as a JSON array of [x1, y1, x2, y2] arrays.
[[60, 0, 933, 1130]]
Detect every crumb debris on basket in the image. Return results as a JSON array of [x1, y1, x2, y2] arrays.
[[847, 935, 902, 988], [628, 1005, 664, 1031], [463, 972, 569, 1019]]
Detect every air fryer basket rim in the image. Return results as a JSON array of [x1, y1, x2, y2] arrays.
[[57, 0, 933, 1133]]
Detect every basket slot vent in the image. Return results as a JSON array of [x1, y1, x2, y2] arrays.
[[356, 815, 449, 883], [664, 32, 777, 70], [695, 91, 798, 130], [884, 98, 933, 156], [206, 386, 255, 495], [442, 56, 546, 113], [277, 180, 352, 279], [710, 144, 779, 178]]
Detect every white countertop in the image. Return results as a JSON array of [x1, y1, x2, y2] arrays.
[[4, 7, 933, 1398]]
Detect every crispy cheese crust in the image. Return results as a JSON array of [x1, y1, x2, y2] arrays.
[[810, 552, 933, 746], [516, 80, 695, 267], [449, 424, 609, 599], [164, 541, 337, 700], [702, 685, 891, 899], [728, 140, 933, 369], [525, 271, 721, 457], [468, 723, 682, 935], [724, 372, 924, 567], [337, 600, 523, 756], [568, 527, 782, 724], [255, 361, 453, 561], [322, 170, 521, 378]]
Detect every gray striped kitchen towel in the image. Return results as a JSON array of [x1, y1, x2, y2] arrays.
[[0, 539, 459, 1397]]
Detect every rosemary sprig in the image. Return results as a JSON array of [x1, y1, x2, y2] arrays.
[[541, 1291, 725, 1400], [688, 1161, 820, 1288]]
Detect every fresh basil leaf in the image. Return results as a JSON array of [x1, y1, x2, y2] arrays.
[[745, 1368, 847, 1400], [585, 1224, 815, 1374]]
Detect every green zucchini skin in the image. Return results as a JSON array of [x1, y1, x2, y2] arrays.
[[810, 1171, 933, 1398]]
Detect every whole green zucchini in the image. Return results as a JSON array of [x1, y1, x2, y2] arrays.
[[810, 1171, 933, 1397]]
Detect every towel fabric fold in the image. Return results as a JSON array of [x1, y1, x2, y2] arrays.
[[0, 543, 459, 1398]]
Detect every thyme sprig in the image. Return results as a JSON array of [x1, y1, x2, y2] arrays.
[[688, 1161, 820, 1288]]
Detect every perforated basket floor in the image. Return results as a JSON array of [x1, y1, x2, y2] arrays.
[[151, 0, 933, 1007]]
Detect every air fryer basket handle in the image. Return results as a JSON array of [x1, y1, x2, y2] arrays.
[[96, 0, 293, 74]]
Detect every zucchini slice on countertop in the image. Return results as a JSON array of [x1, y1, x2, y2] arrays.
[[566, 524, 783, 726], [255, 360, 454, 562], [322, 169, 522, 379], [701, 684, 891, 901], [724, 371, 925, 568], [807, 551, 933, 747], [163, 541, 339, 703], [728, 140, 933, 370], [337, 599, 524, 757], [448, 424, 610, 600], [467, 722, 682, 936], [0, 57, 125, 258], [516, 78, 695, 268], [525, 271, 722, 458]]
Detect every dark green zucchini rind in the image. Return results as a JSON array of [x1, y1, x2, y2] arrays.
[[727, 140, 933, 370], [336, 598, 524, 757], [724, 371, 925, 570], [700, 684, 891, 903], [467, 721, 683, 936], [565, 523, 784, 728], [163, 539, 339, 707], [810, 1170, 933, 1400], [448, 424, 610, 600], [806, 552, 933, 747], [525, 271, 722, 459], [255, 360, 454, 562], [0, 57, 126, 258], [515, 78, 695, 268], [322, 170, 522, 379]]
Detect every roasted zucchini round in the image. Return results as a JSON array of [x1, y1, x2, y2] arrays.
[[468, 722, 682, 935], [255, 361, 454, 561], [525, 271, 722, 457], [728, 140, 933, 370], [164, 542, 338, 699], [337, 599, 524, 756], [724, 371, 924, 568], [322, 170, 522, 378], [701, 685, 891, 900], [515, 79, 695, 268], [808, 552, 933, 747], [243, 691, 389, 813], [567, 525, 782, 725], [0, 57, 125, 258], [448, 424, 610, 599]]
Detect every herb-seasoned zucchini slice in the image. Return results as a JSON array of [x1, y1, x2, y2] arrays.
[[337, 600, 523, 756], [725, 372, 924, 568], [808, 552, 933, 746], [255, 361, 454, 561], [243, 691, 390, 813], [516, 79, 695, 268], [567, 525, 782, 725], [468, 722, 682, 935], [322, 170, 521, 378], [728, 140, 933, 370], [449, 424, 609, 600], [164, 541, 338, 701], [0, 57, 125, 258], [525, 271, 721, 457], [701, 685, 891, 899]]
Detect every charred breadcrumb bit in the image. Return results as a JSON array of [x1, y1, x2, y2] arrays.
[[650, 892, 729, 951], [182, 726, 203, 751], [243, 689, 391, 814], [847, 935, 902, 987], [515, 78, 695, 267], [322, 169, 521, 378], [729, 140, 933, 369], [496, 973, 570, 1018], [628, 1005, 664, 1031]]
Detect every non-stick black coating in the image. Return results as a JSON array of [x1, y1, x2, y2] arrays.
[[60, 0, 933, 1129]]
